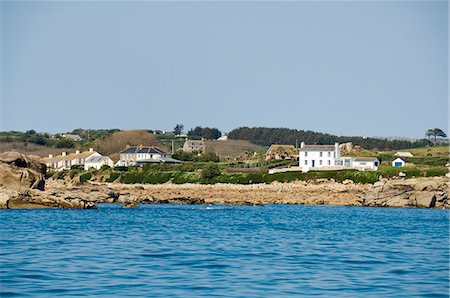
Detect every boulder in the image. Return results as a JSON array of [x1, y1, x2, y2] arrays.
[[414, 192, 436, 208], [0, 152, 46, 191]]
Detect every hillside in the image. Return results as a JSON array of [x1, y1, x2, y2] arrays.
[[205, 140, 267, 159], [93, 130, 164, 159]]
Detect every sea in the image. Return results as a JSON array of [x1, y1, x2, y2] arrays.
[[1, 204, 449, 297]]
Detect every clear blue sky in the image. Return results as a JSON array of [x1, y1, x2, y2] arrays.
[[1, 0, 448, 138]]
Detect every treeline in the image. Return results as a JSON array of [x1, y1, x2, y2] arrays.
[[228, 127, 432, 150], [187, 126, 221, 140]]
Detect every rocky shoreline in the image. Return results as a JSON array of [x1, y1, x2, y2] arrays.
[[0, 152, 448, 209]]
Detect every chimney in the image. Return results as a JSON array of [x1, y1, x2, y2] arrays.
[[300, 142, 305, 148], [62, 152, 67, 156], [126, 144, 130, 148], [49, 154, 53, 158], [335, 142, 340, 159], [89, 148, 94, 152], [75, 150, 80, 154]]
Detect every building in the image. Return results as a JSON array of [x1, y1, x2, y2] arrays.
[[395, 152, 413, 157], [296, 142, 379, 172], [299, 142, 340, 169], [352, 157, 380, 171], [43, 148, 100, 171], [392, 158, 406, 167], [61, 134, 82, 141], [84, 156, 114, 170], [117, 145, 181, 166], [265, 144, 298, 160], [217, 133, 228, 141], [182, 140, 206, 153]]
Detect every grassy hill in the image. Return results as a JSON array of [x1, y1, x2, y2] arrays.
[[205, 140, 267, 159]]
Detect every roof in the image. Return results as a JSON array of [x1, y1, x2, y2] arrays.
[[353, 157, 379, 162], [120, 146, 168, 155], [393, 158, 405, 162], [395, 152, 413, 157], [43, 150, 99, 163], [266, 144, 298, 155], [300, 145, 336, 152], [85, 156, 112, 163]]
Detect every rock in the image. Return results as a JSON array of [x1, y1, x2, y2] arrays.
[[399, 172, 406, 177], [0, 152, 46, 191], [342, 179, 354, 185], [122, 202, 140, 208], [415, 192, 436, 208]]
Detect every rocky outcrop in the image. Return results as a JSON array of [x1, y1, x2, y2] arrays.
[[0, 151, 46, 191], [0, 152, 96, 209], [362, 177, 448, 208]]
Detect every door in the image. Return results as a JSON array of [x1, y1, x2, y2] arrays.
[[312, 160, 315, 167]]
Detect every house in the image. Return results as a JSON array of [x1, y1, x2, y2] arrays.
[[395, 152, 413, 157], [392, 158, 406, 167], [117, 145, 181, 166], [61, 134, 82, 141], [84, 156, 114, 170], [352, 157, 380, 171], [43, 148, 101, 171], [265, 144, 298, 160], [299, 142, 340, 169], [182, 140, 206, 153], [217, 134, 228, 141]]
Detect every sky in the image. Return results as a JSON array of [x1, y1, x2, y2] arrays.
[[1, 0, 448, 138]]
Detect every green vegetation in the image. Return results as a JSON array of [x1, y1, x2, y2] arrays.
[[188, 126, 221, 140], [79, 172, 92, 183], [201, 163, 221, 179]]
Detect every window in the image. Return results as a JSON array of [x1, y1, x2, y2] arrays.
[[305, 152, 308, 157], [319, 152, 323, 157], [319, 160, 322, 165], [328, 152, 331, 157], [304, 160, 307, 165], [328, 160, 331, 165]]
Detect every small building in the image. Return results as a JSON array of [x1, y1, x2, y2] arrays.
[[392, 158, 406, 167], [265, 144, 298, 160], [217, 134, 228, 141], [395, 152, 413, 157], [182, 139, 206, 153], [61, 134, 82, 141], [84, 156, 114, 170], [352, 157, 380, 171], [43, 148, 100, 171]]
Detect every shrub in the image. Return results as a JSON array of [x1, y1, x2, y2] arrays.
[[114, 166, 129, 172], [201, 163, 221, 179], [79, 172, 92, 183], [100, 165, 111, 171], [55, 138, 75, 148], [71, 164, 84, 171], [106, 172, 121, 183]]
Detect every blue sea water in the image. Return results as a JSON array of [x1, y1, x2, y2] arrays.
[[0, 204, 449, 297]]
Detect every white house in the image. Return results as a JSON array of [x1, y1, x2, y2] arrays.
[[117, 145, 180, 166], [352, 157, 380, 171], [84, 156, 114, 170], [299, 142, 340, 170], [395, 152, 413, 157], [392, 158, 406, 167], [43, 148, 101, 171]]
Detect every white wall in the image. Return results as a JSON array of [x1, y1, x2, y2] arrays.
[[352, 160, 379, 170], [299, 150, 336, 168]]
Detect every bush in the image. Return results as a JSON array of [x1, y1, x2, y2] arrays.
[[106, 172, 121, 183], [71, 164, 84, 171], [79, 172, 92, 183], [55, 138, 75, 148], [114, 166, 129, 172], [201, 163, 221, 179], [100, 165, 111, 171]]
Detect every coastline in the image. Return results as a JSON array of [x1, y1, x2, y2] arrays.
[[2, 176, 448, 209]]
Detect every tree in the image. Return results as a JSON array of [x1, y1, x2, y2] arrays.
[[201, 163, 221, 179], [56, 137, 75, 148], [188, 126, 221, 139], [425, 128, 447, 145], [174, 124, 184, 135]]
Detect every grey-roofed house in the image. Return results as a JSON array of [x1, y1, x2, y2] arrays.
[[84, 155, 114, 170], [117, 145, 181, 166]]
